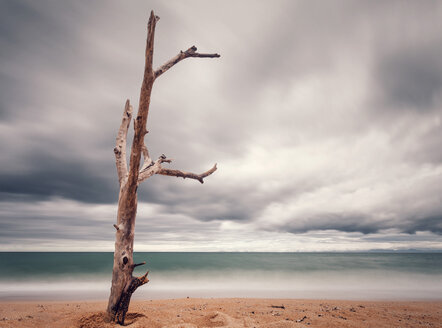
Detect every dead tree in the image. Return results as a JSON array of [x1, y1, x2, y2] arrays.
[[106, 11, 219, 324]]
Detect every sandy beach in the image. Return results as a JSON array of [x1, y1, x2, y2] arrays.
[[0, 298, 441, 328]]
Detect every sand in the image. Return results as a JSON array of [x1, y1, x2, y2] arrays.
[[0, 298, 441, 328]]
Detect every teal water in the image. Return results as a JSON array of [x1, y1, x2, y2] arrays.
[[1, 252, 441, 300]]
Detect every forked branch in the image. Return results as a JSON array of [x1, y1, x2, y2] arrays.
[[138, 154, 216, 185], [137, 154, 172, 184], [158, 163, 217, 184], [155, 46, 220, 79]]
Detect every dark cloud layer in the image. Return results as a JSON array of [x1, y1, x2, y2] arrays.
[[0, 0, 441, 250], [0, 156, 115, 203], [377, 42, 442, 110]]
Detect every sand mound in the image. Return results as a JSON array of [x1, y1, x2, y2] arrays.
[[78, 312, 145, 328], [206, 311, 244, 327]]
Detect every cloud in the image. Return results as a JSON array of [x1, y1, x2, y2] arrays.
[[1, 198, 440, 252], [0, 0, 441, 250], [377, 43, 442, 110], [0, 154, 116, 203]]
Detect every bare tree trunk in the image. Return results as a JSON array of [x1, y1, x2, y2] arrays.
[[105, 11, 219, 324]]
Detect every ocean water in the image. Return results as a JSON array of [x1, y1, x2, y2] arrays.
[[0, 252, 441, 301]]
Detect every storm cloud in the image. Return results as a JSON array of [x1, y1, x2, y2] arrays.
[[0, 0, 441, 251]]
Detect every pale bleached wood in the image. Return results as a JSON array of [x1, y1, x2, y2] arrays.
[[137, 154, 171, 184], [113, 99, 132, 185], [154, 46, 220, 79], [139, 141, 153, 172], [138, 156, 216, 184]]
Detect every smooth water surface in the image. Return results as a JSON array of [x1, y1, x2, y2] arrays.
[[1, 252, 441, 301]]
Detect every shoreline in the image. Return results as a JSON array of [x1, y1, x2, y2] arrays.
[[0, 298, 441, 327]]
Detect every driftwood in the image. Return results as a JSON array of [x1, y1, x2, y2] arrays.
[[106, 11, 219, 324]]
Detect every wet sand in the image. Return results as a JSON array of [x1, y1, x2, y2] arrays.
[[0, 298, 441, 327]]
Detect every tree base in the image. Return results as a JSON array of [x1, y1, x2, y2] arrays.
[[106, 272, 149, 325]]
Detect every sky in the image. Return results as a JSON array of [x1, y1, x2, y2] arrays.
[[0, 0, 441, 251]]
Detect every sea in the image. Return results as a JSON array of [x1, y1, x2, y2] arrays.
[[1, 252, 441, 301]]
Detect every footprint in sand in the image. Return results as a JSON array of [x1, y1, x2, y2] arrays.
[[162, 311, 257, 328], [204, 311, 256, 328]]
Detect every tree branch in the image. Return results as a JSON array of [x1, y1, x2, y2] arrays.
[[157, 163, 217, 184], [114, 99, 133, 185], [127, 11, 159, 195], [132, 261, 146, 269], [137, 154, 172, 184], [135, 270, 149, 286], [154, 46, 220, 79]]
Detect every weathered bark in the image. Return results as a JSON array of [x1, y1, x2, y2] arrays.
[[154, 45, 220, 79], [158, 163, 217, 184], [105, 10, 219, 324]]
